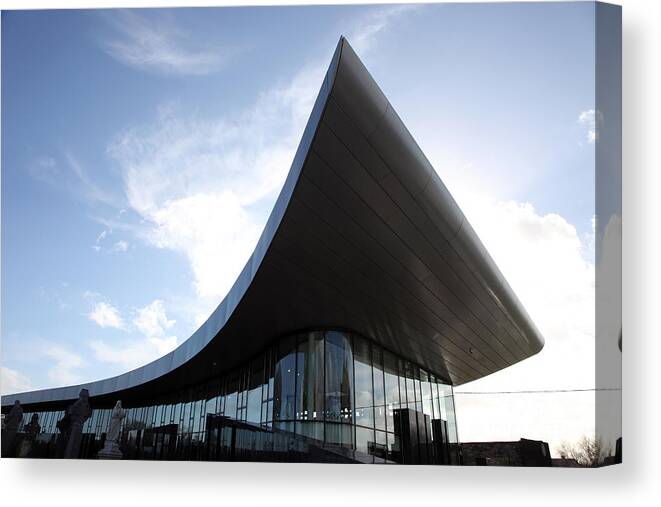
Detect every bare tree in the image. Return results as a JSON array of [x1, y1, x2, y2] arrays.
[[557, 435, 609, 467]]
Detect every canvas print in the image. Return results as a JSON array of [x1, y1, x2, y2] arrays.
[[0, 2, 621, 466]]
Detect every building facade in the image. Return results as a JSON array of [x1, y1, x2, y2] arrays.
[[461, 439, 552, 467], [1, 38, 544, 464]]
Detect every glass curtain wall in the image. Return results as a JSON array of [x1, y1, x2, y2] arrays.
[[11, 329, 459, 464]]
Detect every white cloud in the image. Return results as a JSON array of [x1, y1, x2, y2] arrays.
[[107, 6, 413, 310], [90, 299, 178, 370], [346, 4, 420, 56], [102, 10, 233, 76], [43, 344, 84, 386], [132, 299, 175, 338], [108, 65, 323, 302], [92, 229, 109, 252], [1, 367, 32, 395], [88, 301, 124, 329], [89, 335, 177, 371], [112, 240, 129, 252], [453, 198, 596, 454]]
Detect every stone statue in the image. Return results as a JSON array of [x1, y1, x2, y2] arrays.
[[55, 412, 72, 458], [25, 413, 41, 440], [1, 400, 23, 457], [98, 400, 126, 460], [16, 413, 41, 458], [4, 400, 23, 431], [63, 388, 92, 459]]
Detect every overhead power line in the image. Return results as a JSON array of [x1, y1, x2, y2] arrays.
[[454, 388, 621, 395]]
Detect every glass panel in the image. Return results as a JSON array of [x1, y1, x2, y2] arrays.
[[89, 410, 98, 433], [13, 329, 458, 463], [324, 330, 354, 424], [374, 430, 388, 463], [404, 360, 416, 412], [155, 405, 163, 427], [325, 422, 353, 449], [146, 405, 155, 429], [420, 369, 434, 461], [206, 380, 220, 418], [192, 399, 203, 433], [181, 401, 191, 433], [295, 331, 324, 426], [383, 350, 400, 434], [237, 367, 248, 421], [439, 382, 459, 464], [266, 400, 273, 424], [353, 334, 374, 429], [297, 421, 324, 441], [247, 357, 263, 424], [443, 384, 458, 444], [430, 374, 441, 421], [356, 425, 375, 461], [273, 334, 297, 422], [372, 345, 386, 431], [172, 403, 181, 428], [414, 367, 423, 414], [266, 348, 275, 401], [225, 373, 239, 420]]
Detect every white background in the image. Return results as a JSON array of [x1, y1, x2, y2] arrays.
[[0, 0, 658, 505]]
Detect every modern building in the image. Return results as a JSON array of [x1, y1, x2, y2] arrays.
[[1, 37, 544, 463], [461, 439, 553, 467]]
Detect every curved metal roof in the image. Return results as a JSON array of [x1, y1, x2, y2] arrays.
[[2, 37, 543, 410]]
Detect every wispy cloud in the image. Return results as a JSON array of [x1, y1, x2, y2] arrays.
[[89, 299, 177, 369], [26, 153, 119, 208], [27, 156, 60, 186], [92, 229, 108, 252], [108, 64, 322, 302], [36, 285, 71, 311], [1, 366, 32, 395], [102, 10, 234, 76], [112, 240, 129, 252], [66, 153, 119, 206], [106, 6, 414, 314], [88, 301, 124, 329], [346, 4, 420, 56], [43, 344, 84, 386]]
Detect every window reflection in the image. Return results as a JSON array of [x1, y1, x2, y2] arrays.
[[372, 346, 386, 432], [296, 332, 323, 421], [353, 335, 374, 429], [324, 331, 353, 424], [10, 328, 458, 464], [225, 374, 238, 420], [246, 358, 263, 424], [273, 334, 296, 431]]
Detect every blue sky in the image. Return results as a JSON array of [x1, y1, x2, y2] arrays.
[[2, 2, 601, 451]]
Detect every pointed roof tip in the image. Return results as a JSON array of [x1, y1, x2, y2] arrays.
[[334, 35, 357, 61]]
